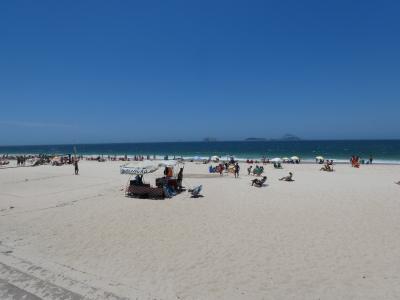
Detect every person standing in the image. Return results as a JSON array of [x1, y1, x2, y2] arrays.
[[218, 163, 224, 176], [164, 166, 168, 176], [234, 162, 240, 178], [369, 155, 373, 164], [247, 165, 252, 175], [74, 160, 79, 175], [177, 167, 184, 190]]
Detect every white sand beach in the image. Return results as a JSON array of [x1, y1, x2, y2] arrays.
[[1, 161, 400, 299]]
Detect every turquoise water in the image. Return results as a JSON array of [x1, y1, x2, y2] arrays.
[[1, 140, 400, 163]]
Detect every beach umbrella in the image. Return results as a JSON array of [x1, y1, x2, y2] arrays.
[[291, 156, 299, 160], [120, 161, 159, 175], [271, 157, 282, 163], [315, 156, 324, 160], [158, 160, 178, 168], [211, 155, 220, 162], [219, 155, 233, 162], [282, 157, 289, 161], [193, 156, 202, 161]]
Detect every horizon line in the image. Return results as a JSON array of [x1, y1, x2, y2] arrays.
[[1, 138, 400, 148]]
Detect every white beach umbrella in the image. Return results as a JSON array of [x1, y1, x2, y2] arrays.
[[220, 155, 233, 162], [192, 156, 202, 161], [282, 157, 289, 161], [271, 157, 282, 163], [211, 155, 220, 162], [120, 161, 159, 175], [291, 156, 300, 160], [315, 156, 324, 160]]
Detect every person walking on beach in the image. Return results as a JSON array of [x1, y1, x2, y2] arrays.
[[247, 165, 252, 175], [177, 167, 184, 190], [74, 160, 79, 175], [234, 162, 240, 178]]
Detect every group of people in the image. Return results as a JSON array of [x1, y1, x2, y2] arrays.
[[320, 160, 334, 172], [209, 162, 240, 177], [16, 156, 27, 166], [251, 172, 294, 187], [106, 154, 153, 162], [210, 160, 296, 185], [0, 155, 10, 166], [211, 160, 295, 187], [163, 166, 184, 197], [209, 164, 223, 174], [350, 155, 374, 167], [0, 159, 9, 166], [247, 165, 264, 176]]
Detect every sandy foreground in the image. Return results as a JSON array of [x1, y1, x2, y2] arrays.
[[0, 161, 400, 299]]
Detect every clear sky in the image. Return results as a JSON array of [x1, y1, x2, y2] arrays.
[[1, 0, 399, 145]]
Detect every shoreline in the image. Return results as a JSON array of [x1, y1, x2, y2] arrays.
[[2, 154, 400, 166], [1, 140, 399, 164]]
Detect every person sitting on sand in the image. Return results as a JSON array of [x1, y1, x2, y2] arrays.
[[320, 163, 333, 172], [251, 176, 267, 187], [279, 172, 293, 181]]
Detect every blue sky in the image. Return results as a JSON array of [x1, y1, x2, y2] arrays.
[[0, 0, 399, 145]]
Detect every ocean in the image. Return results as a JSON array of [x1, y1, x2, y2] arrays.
[[1, 140, 400, 163]]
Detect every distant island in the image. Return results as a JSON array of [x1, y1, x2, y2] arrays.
[[244, 138, 267, 142], [245, 134, 302, 142], [275, 134, 302, 141], [203, 137, 217, 142]]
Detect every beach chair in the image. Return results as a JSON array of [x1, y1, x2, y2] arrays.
[[189, 185, 203, 198], [163, 185, 176, 198]]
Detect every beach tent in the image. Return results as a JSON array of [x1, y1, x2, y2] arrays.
[[271, 158, 282, 163], [158, 160, 178, 168], [120, 161, 159, 175]]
